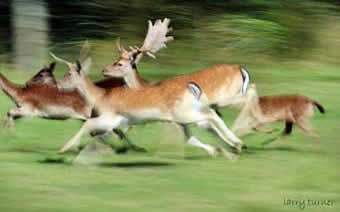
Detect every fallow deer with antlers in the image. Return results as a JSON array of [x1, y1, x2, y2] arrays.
[[101, 18, 252, 150]]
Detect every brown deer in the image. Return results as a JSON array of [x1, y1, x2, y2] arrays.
[[101, 18, 252, 150], [1, 61, 127, 125], [0, 62, 144, 152], [53, 55, 244, 158], [0, 63, 90, 127], [103, 18, 250, 107], [231, 84, 325, 138]]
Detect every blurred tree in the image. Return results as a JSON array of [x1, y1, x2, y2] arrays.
[[1, 0, 340, 68], [0, 0, 12, 62]]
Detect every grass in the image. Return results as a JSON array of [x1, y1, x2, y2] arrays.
[[0, 62, 339, 212]]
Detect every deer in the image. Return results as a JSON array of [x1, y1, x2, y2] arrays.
[[52, 54, 244, 158], [103, 18, 250, 106], [0, 62, 144, 152], [231, 84, 325, 140], [102, 18, 252, 150], [0, 62, 125, 126]]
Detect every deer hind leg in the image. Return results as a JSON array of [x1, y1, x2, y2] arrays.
[[178, 124, 217, 157], [205, 109, 244, 152], [231, 106, 251, 134], [295, 118, 319, 137], [59, 115, 124, 154], [282, 121, 293, 135], [232, 97, 261, 136]]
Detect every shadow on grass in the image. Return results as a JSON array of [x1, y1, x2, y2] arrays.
[[241, 145, 300, 155], [3, 147, 52, 154], [38, 156, 72, 165], [184, 155, 213, 160], [98, 161, 174, 168]]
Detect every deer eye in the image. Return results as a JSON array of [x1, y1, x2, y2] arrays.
[[118, 63, 123, 66]]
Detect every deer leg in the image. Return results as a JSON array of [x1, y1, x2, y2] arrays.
[[253, 127, 274, 134], [4, 110, 17, 128], [206, 109, 244, 152], [282, 121, 293, 135], [295, 119, 319, 137], [231, 100, 257, 136], [112, 129, 147, 152], [3, 107, 35, 128], [178, 124, 217, 157], [210, 104, 223, 118], [252, 121, 280, 134], [90, 127, 146, 153], [59, 115, 124, 154]]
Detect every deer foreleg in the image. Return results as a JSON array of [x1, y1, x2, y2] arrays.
[[113, 128, 147, 152], [59, 115, 124, 153], [3, 107, 37, 128]]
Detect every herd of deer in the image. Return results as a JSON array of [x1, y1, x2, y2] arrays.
[[0, 18, 325, 159]]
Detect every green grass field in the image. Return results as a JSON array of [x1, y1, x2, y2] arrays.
[[0, 64, 339, 212]]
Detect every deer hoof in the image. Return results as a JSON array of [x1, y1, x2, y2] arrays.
[[207, 147, 218, 157], [3, 119, 13, 129], [234, 143, 243, 153], [217, 147, 239, 161]]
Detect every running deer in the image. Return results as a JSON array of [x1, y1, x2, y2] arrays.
[[102, 18, 252, 148], [0, 63, 91, 128], [231, 84, 325, 138], [0, 59, 144, 152], [103, 18, 250, 107], [54, 55, 244, 157]]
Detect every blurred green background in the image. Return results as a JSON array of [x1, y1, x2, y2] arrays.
[[1, 0, 340, 72], [0, 1, 339, 212]]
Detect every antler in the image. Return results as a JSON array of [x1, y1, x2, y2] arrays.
[[142, 18, 173, 55], [79, 40, 90, 63], [129, 18, 174, 60], [116, 37, 130, 58]]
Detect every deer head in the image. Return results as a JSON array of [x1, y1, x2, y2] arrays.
[[26, 62, 57, 86], [50, 52, 92, 92], [50, 40, 92, 90], [103, 18, 173, 78]]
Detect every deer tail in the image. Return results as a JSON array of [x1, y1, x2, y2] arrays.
[[312, 100, 325, 114], [0, 72, 21, 105]]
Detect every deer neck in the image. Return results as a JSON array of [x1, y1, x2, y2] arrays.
[[77, 76, 106, 107], [124, 64, 147, 89]]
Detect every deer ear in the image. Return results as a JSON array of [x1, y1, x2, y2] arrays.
[[76, 60, 82, 74], [49, 62, 56, 72], [81, 57, 92, 74]]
